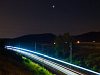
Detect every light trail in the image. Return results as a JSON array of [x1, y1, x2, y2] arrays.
[[5, 46, 100, 75], [6, 46, 80, 75]]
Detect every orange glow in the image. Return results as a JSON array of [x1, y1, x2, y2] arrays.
[[77, 41, 80, 44]]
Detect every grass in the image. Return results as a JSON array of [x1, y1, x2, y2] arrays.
[[22, 57, 54, 75], [0, 48, 54, 75], [0, 53, 33, 75], [72, 43, 100, 72]]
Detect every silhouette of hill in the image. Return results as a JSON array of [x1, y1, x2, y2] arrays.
[[13, 33, 56, 43], [6, 33, 56, 50], [72, 32, 100, 42]]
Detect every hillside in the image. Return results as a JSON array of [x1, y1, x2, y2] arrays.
[[0, 48, 54, 75], [13, 33, 56, 43], [6, 33, 56, 52], [73, 32, 100, 42]]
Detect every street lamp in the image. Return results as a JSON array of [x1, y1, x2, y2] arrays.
[[77, 41, 80, 44]]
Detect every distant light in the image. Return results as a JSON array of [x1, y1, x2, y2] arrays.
[[77, 41, 80, 44], [52, 5, 55, 8], [54, 42, 56, 45], [92, 41, 95, 43], [65, 42, 68, 44]]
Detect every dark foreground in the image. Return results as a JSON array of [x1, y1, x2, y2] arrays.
[[0, 48, 54, 75]]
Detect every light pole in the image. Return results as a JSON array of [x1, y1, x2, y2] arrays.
[[18, 42, 20, 48], [35, 42, 36, 51], [69, 42, 72, 64]]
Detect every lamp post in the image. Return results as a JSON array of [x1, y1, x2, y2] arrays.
[[35, 42, 36, 51], [18, 42, 20, 48], [69, 42, 72, 64]]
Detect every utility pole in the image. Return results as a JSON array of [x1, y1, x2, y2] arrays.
[[19, 42, 20, 48], [69, 42, 72, 64], [35, 42, 36, 51], [8, 41, 10, 46]]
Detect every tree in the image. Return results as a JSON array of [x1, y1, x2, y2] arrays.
[[54, 33, 71, 59], [0, 39, 6, 50], [62, 33, 71, 58], [54, 35, 63, 58]]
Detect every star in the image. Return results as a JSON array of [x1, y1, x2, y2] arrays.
[[52, 5, 55, 8]]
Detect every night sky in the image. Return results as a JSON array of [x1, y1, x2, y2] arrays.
[[0, 0, 100, 38]]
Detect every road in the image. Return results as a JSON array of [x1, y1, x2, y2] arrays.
[[5, 46, 100, 75]]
